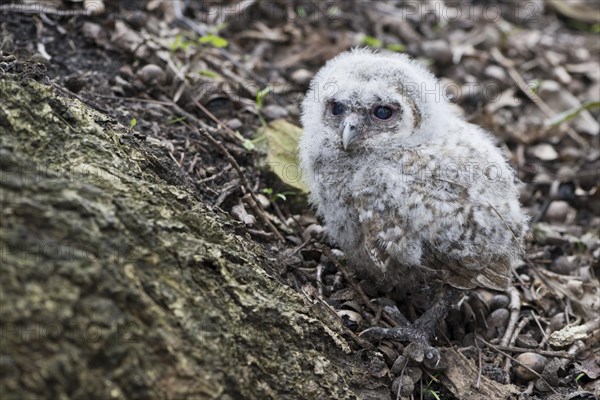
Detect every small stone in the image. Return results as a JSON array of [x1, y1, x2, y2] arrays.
[[421, 40, 452, 64], [403, 342, 424, 363], [391, 375, 414, 397], [484, 65, 508, 82], [559, 147, 581, 161], [255, 193, 270, 209], [550, 255, 578, 275], [231, 204, 255, 226], [513, 353, 547, 381], [530, 143, 558, 161], [291, 68, 313, 85], [261, 105, 289, 120], [477, 25, 501, 49], [227, 118, 243, 130], [515, 334, 538, 349], [545, 201, 573, 223], [136, 64, 166, 85], [302, 224, 325, 241], [489, 294, 510, 311], [391, 355, 407, 374], [484, 308, 509, 340]]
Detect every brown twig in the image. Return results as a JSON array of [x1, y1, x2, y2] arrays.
[[494, 344, 572, 359], [200, 128, 284, 242], [191, 97, 241, 142]]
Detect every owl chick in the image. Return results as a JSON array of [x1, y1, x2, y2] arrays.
[[299, 49, 528, 364]]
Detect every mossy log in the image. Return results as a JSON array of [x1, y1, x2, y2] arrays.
[[0, 73, 390, 400]]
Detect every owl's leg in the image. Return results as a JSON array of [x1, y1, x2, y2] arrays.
[[373, 298, 411, 326], [360, 286, 458, 369], [413, 286, 459, 336]]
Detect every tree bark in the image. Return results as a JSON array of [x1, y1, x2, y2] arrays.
[[0, 73, 390, 399]]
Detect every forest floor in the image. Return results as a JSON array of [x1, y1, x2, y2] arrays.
[[2, 1, 599, 399]]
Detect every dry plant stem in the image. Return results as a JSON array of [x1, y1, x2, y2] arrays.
[[191, 97, 240, 142], [395, 359, 408, 400], [158, 96, 228, 143], [316, 264, 325, 297], [494, 344, 571, 359], [531, 311, 548, 343], [271, 201, 290, 229], [478, 336, 559, 395], [200, 128, 284, 242], [247, 229, 275, 240]]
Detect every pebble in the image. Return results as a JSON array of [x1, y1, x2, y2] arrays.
[[227, 118, 243, 130], [530, 143, 558, 161], [549, 313, 567, 333], [484, 65, 508, 83], [302, 223, 325, 241], [484, 308, 509, 339], [515, 334, 539, 349], [136, 64, 166, 85], [545, 200, 573, 223], [513, 353, 547, 381], [489, 294, 510, 311], [421, 40, 452, 64], [261, 104, 289, 120], [550, 255, 578, 274], [291, 68, 313, 85]]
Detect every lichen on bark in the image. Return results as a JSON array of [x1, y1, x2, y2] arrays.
[[0, 74, 390, 399]]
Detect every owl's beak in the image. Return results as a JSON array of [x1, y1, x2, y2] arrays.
[[341, 117, 360, 150]]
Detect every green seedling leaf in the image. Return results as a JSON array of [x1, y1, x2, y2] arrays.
[[199, 70, 221, 79], [256, 86, 271, 110], [171, 34, 194, 51], [386, 43, 406, 52], [362, 35, 382, 48], [166, 116, 186, 125], [129, 118, 137, 129], [198, 34, 228, 48], [233, 131, 255, 151], [547, 100, 600, 127]]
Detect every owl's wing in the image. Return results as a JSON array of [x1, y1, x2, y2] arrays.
[[358, 200, 511, 291]]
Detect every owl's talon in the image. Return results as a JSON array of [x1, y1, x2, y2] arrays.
[[359, 326, 390, 341], [360, 326, 447, 370]]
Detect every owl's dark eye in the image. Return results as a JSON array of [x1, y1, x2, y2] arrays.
[[373, 106, 394, 120], [331, 101, 346, 116]]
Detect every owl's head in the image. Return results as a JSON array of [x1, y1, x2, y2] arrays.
[[301, 49, 452, 151]]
